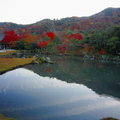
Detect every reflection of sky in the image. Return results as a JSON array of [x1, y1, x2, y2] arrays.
[[0, 68, 120, 120], [0, 68, 83, 91]]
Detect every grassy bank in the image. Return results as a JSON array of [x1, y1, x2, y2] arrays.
[[0, 114, 16, 120], [0, 50, 17, 56], [0, 57, 36, 74]]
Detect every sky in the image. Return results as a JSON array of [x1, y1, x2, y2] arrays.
[[0, 0, 120, 24]]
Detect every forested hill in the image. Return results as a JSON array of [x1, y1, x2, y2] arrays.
[[0, 7, 120, 34]]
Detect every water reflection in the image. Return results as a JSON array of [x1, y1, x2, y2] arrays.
[[0, 56, 120, 120], [25, 56, 120, 99]]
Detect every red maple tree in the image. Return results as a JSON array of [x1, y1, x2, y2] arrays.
[[46, 32, 56, 40], [2, 30, 21, 43], [38, 41, 52, 48], [67, 33, 83, 40]]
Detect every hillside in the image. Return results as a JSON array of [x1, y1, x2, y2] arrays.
[[0, 7, 120, 56], [0, 7, 120, 34]]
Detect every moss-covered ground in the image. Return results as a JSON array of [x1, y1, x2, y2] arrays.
[[0, 50, 17, 55], [0, 114, 16, 120], [0, 57, 36, 74]]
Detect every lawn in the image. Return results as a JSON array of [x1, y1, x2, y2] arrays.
[[0, 57, 36, 74], [0, 50, 17, 55], [0, 114, 16, 120]]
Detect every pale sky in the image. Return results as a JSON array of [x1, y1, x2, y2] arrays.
[[0, 0, 120, 24]]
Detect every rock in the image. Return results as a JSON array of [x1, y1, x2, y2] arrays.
[[45, 57, 54, 64], [31, 60, 39, 64], [101, 117, 119, 120], [36, 56, 54, 64]]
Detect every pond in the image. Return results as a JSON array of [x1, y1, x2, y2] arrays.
[[0, 56, 120, 120]]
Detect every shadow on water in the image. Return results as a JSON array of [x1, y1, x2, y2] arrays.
[[25, 56, 120, 99]]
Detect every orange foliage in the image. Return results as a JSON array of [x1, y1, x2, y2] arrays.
[[84, 44, 93, 52], [22, 34, 38, 45], [98, 49, 106, 55]]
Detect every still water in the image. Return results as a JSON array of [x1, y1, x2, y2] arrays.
[[0, 56, 120, 120]]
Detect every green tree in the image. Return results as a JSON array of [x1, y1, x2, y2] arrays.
[[24, 42, 38, 50], [16, 40, 25, 49], [106, 36, 120, 54]]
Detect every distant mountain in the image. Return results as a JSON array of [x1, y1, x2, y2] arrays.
[[0, 7, 120, 34]]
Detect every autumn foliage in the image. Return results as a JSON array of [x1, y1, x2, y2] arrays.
[[0, 30, 85, 54], [84, 44, 93, 52], [21, 34, 38, 45], [2, 30, 21, 43], [98, 49, 106, 55], [67, 33, 83, 40], [38, 41, 51, 48], [37, 32, 56, 48], [46, 32, 56, 40]]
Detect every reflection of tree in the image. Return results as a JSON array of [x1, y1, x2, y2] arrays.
[[25, 56, 120, 99]]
